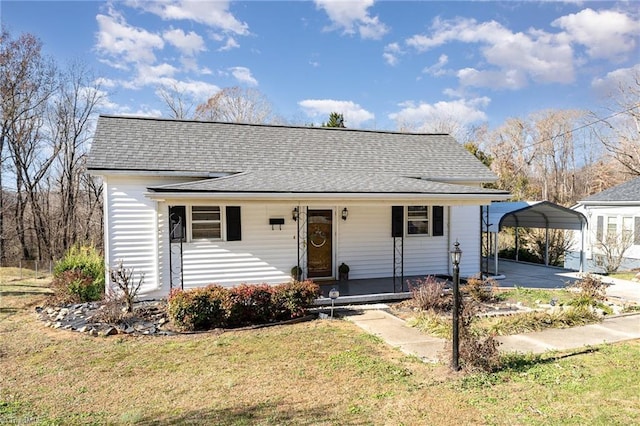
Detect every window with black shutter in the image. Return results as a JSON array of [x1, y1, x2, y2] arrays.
[[226, 206, 242, 241]]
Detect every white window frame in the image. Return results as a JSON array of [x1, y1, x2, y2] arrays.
[[407, 206, 430, 236], [190, 205, 222, 240]]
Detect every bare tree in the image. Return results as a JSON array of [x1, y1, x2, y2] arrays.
[[49, 61, 104, 257], [591, 67, 640, 176], [1, 30, 57, 260], [156, 81, 197, 119], [594, 230, 634, 274], [194, 86, 275, 124]]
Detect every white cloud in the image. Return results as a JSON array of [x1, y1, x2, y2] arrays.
[[457, 67, 529, 90], [405, 17, 575, 89], [552, 8, 640, 61], [423, 54, 449, 76], [163, 28, 206, 56], [315, 0, 389, 40], [126, 0, 249, 35], [388, 97, 490, 135], [383, 42, 402, 66], [298, 99, 375, 127], [229, 66, 258, 86], [95, 7, 164, 66], [218, 36, 240, 51], [591, 64, 640, 96]]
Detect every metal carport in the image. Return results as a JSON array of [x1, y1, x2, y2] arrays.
[[482, 201, 587, 275]]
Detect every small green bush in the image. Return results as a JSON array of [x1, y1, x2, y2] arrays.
[[54, 245, 105, 285], [51, 245, 105, 303], [50, 269, 103, 303]]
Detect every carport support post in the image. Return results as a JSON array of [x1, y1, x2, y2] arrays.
[[545, 226, 549, 266]]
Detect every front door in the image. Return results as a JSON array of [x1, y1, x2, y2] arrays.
[[307, 210, 333, 278]]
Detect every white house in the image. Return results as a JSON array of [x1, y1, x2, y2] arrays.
[[565, 176, 640, 272], [87, 115, 509, 299]]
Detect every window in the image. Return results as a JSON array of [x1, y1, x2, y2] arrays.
[[407, 206, 429, 235], [191, 206, 221, 239], [623, 216, 633, 241], [606, 216, 617, 240]]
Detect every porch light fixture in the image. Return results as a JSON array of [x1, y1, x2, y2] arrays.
[[341, 207, 348, 221], [292, 207, 299, 222], [450, 240, 462, 372]]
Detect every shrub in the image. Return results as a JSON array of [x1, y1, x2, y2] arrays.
[[568, 274, 607, 303], [51, 245, 105, 303], [272, 280, 320, 320], [168, 285, 230, 331], [109, 261, 144, 313], [457, 299, 501, 372], [409, 276, 451, 312], [167, 281, 320, 331], [50, 269, 102, 303], [54, 245, 105, 285], [463, 278, 498, 303], [227, 284, 274, 327]]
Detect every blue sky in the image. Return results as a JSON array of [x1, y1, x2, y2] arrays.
[[3, 1, 639, 133]]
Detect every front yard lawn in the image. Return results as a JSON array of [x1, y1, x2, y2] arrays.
[[1, 273, 639, 424]]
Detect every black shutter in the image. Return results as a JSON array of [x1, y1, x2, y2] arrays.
[[392, 206, 404, 237], [635, 217, 640, 246], [432, 206, 444, 236], [226, 206, 242, 241], [596, 216, 603, 242]]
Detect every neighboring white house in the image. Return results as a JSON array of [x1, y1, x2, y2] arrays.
[[87, 115, 509, 299], [565, 177, 640, 273]]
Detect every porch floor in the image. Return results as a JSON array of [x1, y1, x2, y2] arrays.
[[316, 275, 428, 298]]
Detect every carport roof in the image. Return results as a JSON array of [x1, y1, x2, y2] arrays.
[[483, 201, 586, 232]]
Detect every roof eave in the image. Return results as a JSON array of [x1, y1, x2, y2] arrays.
[[145, 191, 510, 203]]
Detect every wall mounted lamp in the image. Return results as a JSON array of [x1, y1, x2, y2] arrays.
[[341, 207, 349, 221], [292, 207, 299, 222]]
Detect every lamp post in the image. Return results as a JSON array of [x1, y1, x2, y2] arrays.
[[450, 241, 462, 371]]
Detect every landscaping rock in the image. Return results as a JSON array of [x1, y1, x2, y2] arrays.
[[35, 300, 175, 337]]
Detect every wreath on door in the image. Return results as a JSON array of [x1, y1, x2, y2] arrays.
[[309, 228, 327, 248]]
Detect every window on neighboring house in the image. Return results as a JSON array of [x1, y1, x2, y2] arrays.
[[622, 216, 633, 242], [606, 216, 617, 240], [191, 206, 221, 239], [407, 206, 430, 235]]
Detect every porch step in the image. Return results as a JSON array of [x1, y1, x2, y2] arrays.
[[314, 292, 411, 306]]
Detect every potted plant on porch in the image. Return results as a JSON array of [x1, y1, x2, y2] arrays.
[[339, 263, 350, 281], [291, 265, 302, 281]]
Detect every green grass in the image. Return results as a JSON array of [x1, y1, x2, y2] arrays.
[[1, 271, 640, 424], [609, 271, 637, 281], [495, 286, 576, 307]]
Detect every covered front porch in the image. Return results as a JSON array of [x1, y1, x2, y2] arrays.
[[314, 260, 580, 304]]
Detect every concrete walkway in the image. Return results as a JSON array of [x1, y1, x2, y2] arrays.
[[343, 309, 640, 361]]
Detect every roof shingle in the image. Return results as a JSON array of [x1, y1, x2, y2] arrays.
[[88, 115, 498, 183]]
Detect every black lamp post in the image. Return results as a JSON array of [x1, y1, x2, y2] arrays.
[[450, 241, 462, 371]]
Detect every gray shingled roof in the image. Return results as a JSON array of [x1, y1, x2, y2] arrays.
[[148, 171, 507, 194], [581, 176, 640, 203], [88, 115, 498, 182]]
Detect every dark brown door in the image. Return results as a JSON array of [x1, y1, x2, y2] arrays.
[[307, 210, 332, 278]]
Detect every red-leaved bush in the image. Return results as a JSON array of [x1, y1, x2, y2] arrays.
[[168, 281, 320, 331]]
